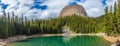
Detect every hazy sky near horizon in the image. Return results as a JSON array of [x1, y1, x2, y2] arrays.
[[0, 0, 117, 19]]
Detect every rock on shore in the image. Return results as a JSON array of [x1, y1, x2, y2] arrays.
[[0, 35, 27, 46]]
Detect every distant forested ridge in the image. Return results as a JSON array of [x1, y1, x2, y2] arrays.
[[0, 1, 120, 38]]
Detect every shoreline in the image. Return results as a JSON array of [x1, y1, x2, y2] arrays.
[[0, 33, 119, 46], [103, 36, 120, 43]]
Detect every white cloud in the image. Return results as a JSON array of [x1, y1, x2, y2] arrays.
[[1, 0, 34, 19], [106, 0, 117, 7], [40, 0, 71, 18], [41, 0, 116, 18], [0, 0, 117, 19], [0, 6, 3, 15], [77, 0, 116, 17]]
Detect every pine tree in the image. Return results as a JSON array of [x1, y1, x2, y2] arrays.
[[104, 6, 112, 35], [2, 11, 6, 22], [12, 11, 15, 23], [7, 12, 10, 22], [117, 0, 120, 33], [21, 14, 24, 24]]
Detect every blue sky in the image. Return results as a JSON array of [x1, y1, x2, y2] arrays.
[[0, 0, 116, 19]]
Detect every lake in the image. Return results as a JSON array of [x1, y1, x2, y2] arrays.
[[7, 36, 111, 46]]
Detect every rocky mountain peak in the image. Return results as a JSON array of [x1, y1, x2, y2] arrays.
[[59, 4, 87, 17]]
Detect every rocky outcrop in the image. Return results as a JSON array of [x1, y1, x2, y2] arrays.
[[116, 40, 120, 46], [59, 4, 87, 17], [111, 39, 120, 46], [0, 36, 27, 46]]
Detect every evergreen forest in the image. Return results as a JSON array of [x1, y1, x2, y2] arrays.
[[0, 1, 120, 38]]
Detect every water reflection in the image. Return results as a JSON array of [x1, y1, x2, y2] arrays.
[[63, 36, 76, 43], [7, 36, 111, 46]]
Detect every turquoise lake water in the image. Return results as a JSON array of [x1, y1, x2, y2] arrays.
[[7, 36, 111, 46]]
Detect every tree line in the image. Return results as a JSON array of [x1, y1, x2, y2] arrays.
[[103, 0, 120, 36], [0, 1, 120, 38]]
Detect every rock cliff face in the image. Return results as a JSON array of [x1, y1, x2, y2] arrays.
[[59, 4, 87, 17]]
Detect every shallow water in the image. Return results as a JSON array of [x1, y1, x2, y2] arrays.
[[7, 36, 111, 46]]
